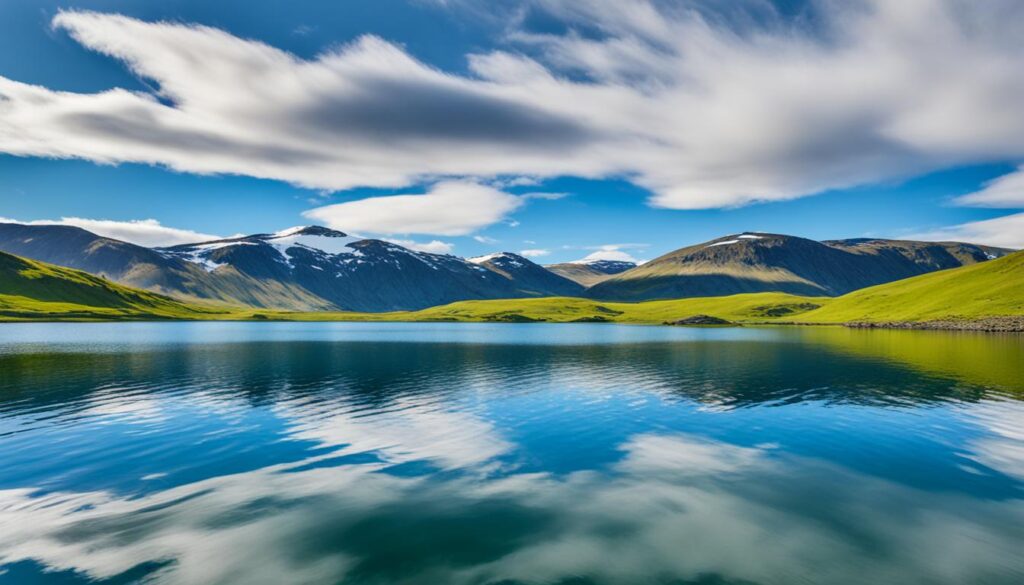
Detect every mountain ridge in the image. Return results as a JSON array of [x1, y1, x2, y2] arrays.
[[588, 232, 1011, 301], [0, 223, 1013, 311]]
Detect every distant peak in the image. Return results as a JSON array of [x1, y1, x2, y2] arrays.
[[570, 258, 637, 267], [270, 225, 348, 239], [468, 252, 523, 264]]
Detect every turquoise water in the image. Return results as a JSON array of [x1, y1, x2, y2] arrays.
[[0, 322, 1022, 584]]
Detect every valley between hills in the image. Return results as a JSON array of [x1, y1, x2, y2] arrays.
[[0, 222, 1021, 330]]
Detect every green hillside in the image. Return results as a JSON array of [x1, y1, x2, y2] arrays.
[[397, 293, 825, 323], [796, 250, 1024, 323], [0, 251, 235, 321]]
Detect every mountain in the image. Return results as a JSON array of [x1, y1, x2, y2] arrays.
[[798, 249, 1024, 325], [0, 250, 228, 320], [0, 222, 337, 311], [162, 227, 540, 312], [588, 232, 1012, 301], [469, 253, 583, 296], [546, 259, 637, 286], [0, 223, 581, 312]]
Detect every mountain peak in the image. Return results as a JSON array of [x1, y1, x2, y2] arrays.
[[269, 225, 349, 239], [468, 252, 525, 265], [703, 233, 771, 248]]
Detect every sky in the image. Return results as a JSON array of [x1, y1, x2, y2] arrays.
[[1, 0, 1023, 263]]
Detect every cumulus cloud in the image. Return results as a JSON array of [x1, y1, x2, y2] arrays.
[[0, 216, 220, 247], [304, 181, 525, 236], [1, 3, 1023, 209], [905, 212, 1024, 249], [519, 248, 549, 257]]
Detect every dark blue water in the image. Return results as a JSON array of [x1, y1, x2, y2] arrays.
[[0, 322, 1021, 584]]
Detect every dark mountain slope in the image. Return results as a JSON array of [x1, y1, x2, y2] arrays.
[[469, 253, 584, 296], [589, 233, 1012, 302]]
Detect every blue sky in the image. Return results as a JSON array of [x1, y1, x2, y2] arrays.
[[1, 0, 1023, 261]]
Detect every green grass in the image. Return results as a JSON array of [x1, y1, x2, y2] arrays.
[[390, 293, 826, 324], [794, 250, 1024, 323], [0, 251, 236, 321], [2, 249, 1020, 325]]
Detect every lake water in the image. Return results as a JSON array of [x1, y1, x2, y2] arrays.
[[0, 322, 1022, 585]]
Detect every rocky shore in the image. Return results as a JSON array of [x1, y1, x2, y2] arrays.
[[843, 317, 1024, 332]]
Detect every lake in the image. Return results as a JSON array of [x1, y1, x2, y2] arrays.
[[0, 322, 1022, 585]]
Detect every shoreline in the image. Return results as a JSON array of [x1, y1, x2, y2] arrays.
[[2, 315, 1023, 332], [765, 316, 1024, 333]]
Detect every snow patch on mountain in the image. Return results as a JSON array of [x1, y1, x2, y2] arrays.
[[469, 253, 502, 264], [707, 239, 740, 247], [707, 233, 763, 248], [469, 252, 526, 268], [264, 226, 362, 257]]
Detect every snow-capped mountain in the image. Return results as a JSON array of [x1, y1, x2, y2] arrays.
[[0, 223, 584, 311], [159, 227, 584, 311]]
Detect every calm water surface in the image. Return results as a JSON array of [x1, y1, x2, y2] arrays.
[[0, 322, 1022, 585]]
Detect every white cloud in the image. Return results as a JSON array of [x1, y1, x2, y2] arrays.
[[955, 166, 1024, 208], [576, 249, 640, 263], [384, 238, 455, 254], [304, 181, 524, 236], [569, 243, 647, 264], [0, 216, 219, 247], [0, 3, 1022, 208], [905, 212, 1024, 249], [519, 248, 549, 257], [473, 235, 499, 244]]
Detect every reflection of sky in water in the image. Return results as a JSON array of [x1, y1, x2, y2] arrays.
[[0, 324, 1021, 584]]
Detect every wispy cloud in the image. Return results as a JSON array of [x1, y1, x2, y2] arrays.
[[905, 212, 1024, 249], [1, 3, 1022, 208], [519, 248, 549, 257], [0, 216, 220, 247], [955, 167, 1024, 208]]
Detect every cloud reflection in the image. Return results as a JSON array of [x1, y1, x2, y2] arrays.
[[1, 432, 1021, 585]]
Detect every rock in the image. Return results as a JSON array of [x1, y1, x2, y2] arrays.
[[666, 315, 734, 326]]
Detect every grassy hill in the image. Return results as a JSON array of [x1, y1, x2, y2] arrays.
[[394, 293, 825, 323], [0, 251, 235, 321], [795, 250, 1024, 324]]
